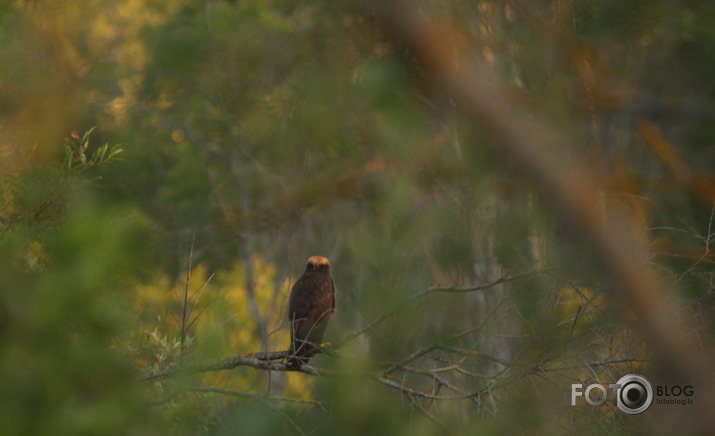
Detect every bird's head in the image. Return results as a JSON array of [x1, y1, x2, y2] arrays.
[[306, 256, 330, 273]]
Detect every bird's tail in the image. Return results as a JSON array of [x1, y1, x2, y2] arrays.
[[286, 340, 314, 369]]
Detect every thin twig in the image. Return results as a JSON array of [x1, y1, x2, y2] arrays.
[[340, 268, 535, 347], [180, 238, 194, 362]]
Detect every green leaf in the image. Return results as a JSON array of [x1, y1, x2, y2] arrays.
[[81, 126, 97, 144]]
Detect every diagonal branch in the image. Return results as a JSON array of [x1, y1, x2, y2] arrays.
[[339, 268, 534, 346], [376, 0, 715, 429]]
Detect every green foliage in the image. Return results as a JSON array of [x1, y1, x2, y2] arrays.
[[63, 127, 124, 172], [1, 128, 124, 242], [0, 194, 160, 435]]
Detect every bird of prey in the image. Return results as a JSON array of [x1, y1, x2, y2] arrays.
[[287, 256, 335, 369]]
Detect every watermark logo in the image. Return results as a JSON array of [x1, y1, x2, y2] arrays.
[[571, 374, 692, 414], [614, 374, 653, 414], [655, 385, 695, 406]]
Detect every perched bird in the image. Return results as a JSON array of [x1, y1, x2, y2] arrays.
[[287, 256, 335, 369]]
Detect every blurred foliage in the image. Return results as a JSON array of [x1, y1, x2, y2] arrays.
[[1, 0, 714, 435]]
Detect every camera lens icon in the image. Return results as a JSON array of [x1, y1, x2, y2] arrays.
[[616, 374, 653, 414]]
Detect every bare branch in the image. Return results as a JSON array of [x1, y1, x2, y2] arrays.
[[144, 350, 324, 380], [382, 344, 438, 375], [340, 269, 531, 346], [416, 268, 541, 296], [179, 237, 194, 361]]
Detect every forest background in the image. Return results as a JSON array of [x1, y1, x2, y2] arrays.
[[2, 1, 715, 435]]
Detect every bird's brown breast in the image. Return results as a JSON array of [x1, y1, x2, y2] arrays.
[[287, 258, 335, 368]]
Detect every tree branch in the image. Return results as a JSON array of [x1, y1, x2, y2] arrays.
[[144, 350, 323, 380], [376, 0, 715, 429], [339, 269, 533, 346]]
